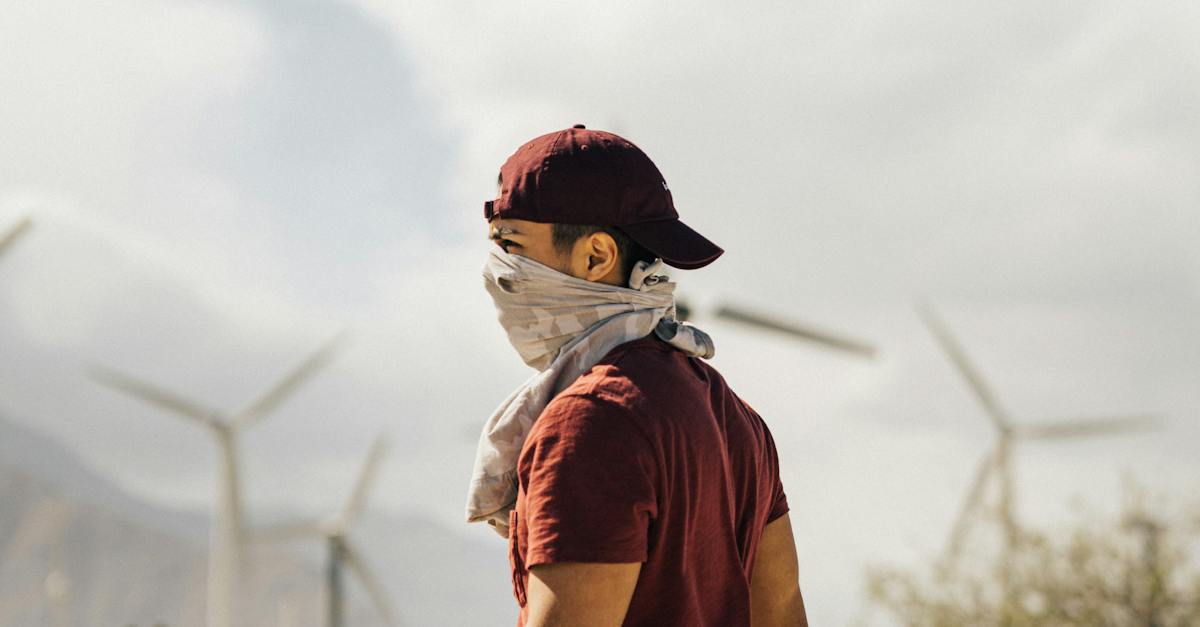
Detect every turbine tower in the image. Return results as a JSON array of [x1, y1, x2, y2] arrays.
[[89, 333, 346, 627], [0, 215, 33, 259], [256, 435, 394, 627], [918, 303, 1159, 563]]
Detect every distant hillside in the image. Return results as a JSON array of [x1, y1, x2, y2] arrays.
[[0, 411, 205, 540], [0, 413, 514, 626], [0, 411, 325, 626]]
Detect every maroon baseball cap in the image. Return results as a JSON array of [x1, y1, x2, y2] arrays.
[[484, 124, 723, 270]]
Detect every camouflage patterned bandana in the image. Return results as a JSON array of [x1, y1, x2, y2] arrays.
[[466, 249, 715, 536]]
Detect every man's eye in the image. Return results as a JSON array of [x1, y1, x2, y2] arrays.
[[499, 239, 520, 251]]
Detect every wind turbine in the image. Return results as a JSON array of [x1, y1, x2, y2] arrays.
[[255, 435, 394, 627], [88, 333, 346, 627], [676, 297, 877, 359], [0, 215, 33, 259], [918, 303, 1160, 564]]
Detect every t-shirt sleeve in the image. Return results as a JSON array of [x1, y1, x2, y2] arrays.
[[763, 417, 790, 523], [518, 393, 659, 568]]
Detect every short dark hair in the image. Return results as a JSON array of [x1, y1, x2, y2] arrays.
[[551, 224, 657, 281]]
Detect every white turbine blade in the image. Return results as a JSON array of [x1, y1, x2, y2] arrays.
[[340, 435, 390, 527], [0, 215, 33, 257], [89, 365, 219, 426], [917, 303, 1010, 430], [250, 520, 323, 544], [1015, 415, 1162, 441], [342, 539, 395, 625], [944, 448, 995, 561], [713, 303, 876, 358], [233, 331, 347, 428]]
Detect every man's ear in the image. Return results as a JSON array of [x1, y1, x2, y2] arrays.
[[583, 232, 622, 284]]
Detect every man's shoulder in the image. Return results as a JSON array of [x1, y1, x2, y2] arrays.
[[529, 351, 661, 455], [572, 335, 699, 397], [542, 334, 727, 428]]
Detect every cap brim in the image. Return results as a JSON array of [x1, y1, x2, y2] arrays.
[[620, 218, 724, 270]]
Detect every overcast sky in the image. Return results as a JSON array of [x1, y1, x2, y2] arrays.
[[2, 1, 1198, 624]]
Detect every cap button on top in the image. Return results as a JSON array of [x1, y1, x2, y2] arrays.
[[572, 124, 586, 129]]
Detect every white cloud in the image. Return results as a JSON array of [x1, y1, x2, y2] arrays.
[[0, 0, 268, 210], [4, 2, 1199, 624], [359, 0, 1200, 310]]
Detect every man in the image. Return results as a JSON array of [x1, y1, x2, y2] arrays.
[[467, 124, 808, 626]]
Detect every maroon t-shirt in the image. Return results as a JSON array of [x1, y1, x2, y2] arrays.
[[509, 335, 790, 626]]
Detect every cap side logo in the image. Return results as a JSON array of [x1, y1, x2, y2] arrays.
[[661, 181, 670, 191]]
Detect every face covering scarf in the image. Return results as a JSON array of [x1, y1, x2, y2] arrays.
[[466, 248, 715, 536]]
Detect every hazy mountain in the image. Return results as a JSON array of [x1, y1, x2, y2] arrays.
[[0, 411, 205, 541], [0, 413, 515, 626]]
